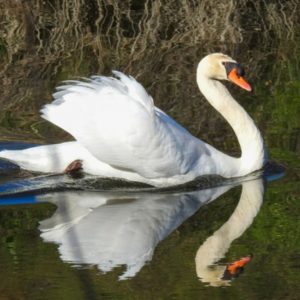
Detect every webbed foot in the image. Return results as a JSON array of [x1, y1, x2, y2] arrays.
[[64, 159, 83, 178]]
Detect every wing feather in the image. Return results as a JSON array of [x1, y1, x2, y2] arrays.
[[41, 72, 198, 178]]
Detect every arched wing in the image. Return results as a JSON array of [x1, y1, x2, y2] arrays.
[[41, 72, 200, 178]]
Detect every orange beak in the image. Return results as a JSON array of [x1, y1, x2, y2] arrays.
[[226, 256, 252, 275], [228, 68, 252, 92]]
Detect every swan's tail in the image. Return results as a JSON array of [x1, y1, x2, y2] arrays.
[[0, 142, 86, 173]]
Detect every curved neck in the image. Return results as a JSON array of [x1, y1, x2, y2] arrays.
[[197, 74, 265, 176], [195, 179, 264, 284]]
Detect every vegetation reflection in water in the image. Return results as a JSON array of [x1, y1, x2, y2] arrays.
[[0, 0, 299, 299]]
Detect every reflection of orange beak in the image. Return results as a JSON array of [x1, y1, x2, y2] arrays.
[[227, 256, 252, 275], [228, 68, 252, 92]]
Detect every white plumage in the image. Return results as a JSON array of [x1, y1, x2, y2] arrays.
[[0, 53, 265, 187]]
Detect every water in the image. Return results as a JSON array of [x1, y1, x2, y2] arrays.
[[0, 1, 300, 299]]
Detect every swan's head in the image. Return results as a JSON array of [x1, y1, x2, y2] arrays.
[[197, 53, 252, 91]]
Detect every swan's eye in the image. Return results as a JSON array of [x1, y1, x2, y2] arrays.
[[236, 64, 245, 77], [222, 62, 245, 77]]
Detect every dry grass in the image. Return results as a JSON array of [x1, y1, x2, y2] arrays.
[[0, 0, 299, 144]]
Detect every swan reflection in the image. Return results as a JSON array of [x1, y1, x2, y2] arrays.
[[195, 179, 264, 286], [37, 178, 264, 283]]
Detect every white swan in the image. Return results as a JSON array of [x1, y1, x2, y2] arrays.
[[0, 53, 265, 187], [36, 177, 264, 282]]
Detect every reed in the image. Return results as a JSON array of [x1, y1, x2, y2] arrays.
[[0, 0, 299, 143]]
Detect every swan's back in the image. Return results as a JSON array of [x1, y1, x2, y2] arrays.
[[41, 72, 201, 179]]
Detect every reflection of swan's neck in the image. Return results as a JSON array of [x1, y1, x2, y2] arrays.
[[197, 72, 265, 175], [195, 179, 264, 286]]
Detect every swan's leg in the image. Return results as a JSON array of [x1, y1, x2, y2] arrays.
[[64, 159, 83, 178]]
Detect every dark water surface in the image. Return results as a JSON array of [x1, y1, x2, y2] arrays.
[[0, 1, 300, 299]]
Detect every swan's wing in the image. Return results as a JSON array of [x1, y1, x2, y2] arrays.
[[41, 72, 200, 178]]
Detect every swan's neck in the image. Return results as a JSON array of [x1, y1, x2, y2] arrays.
[[195, 179, 264, 283], [197, 74, 265, 176]]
